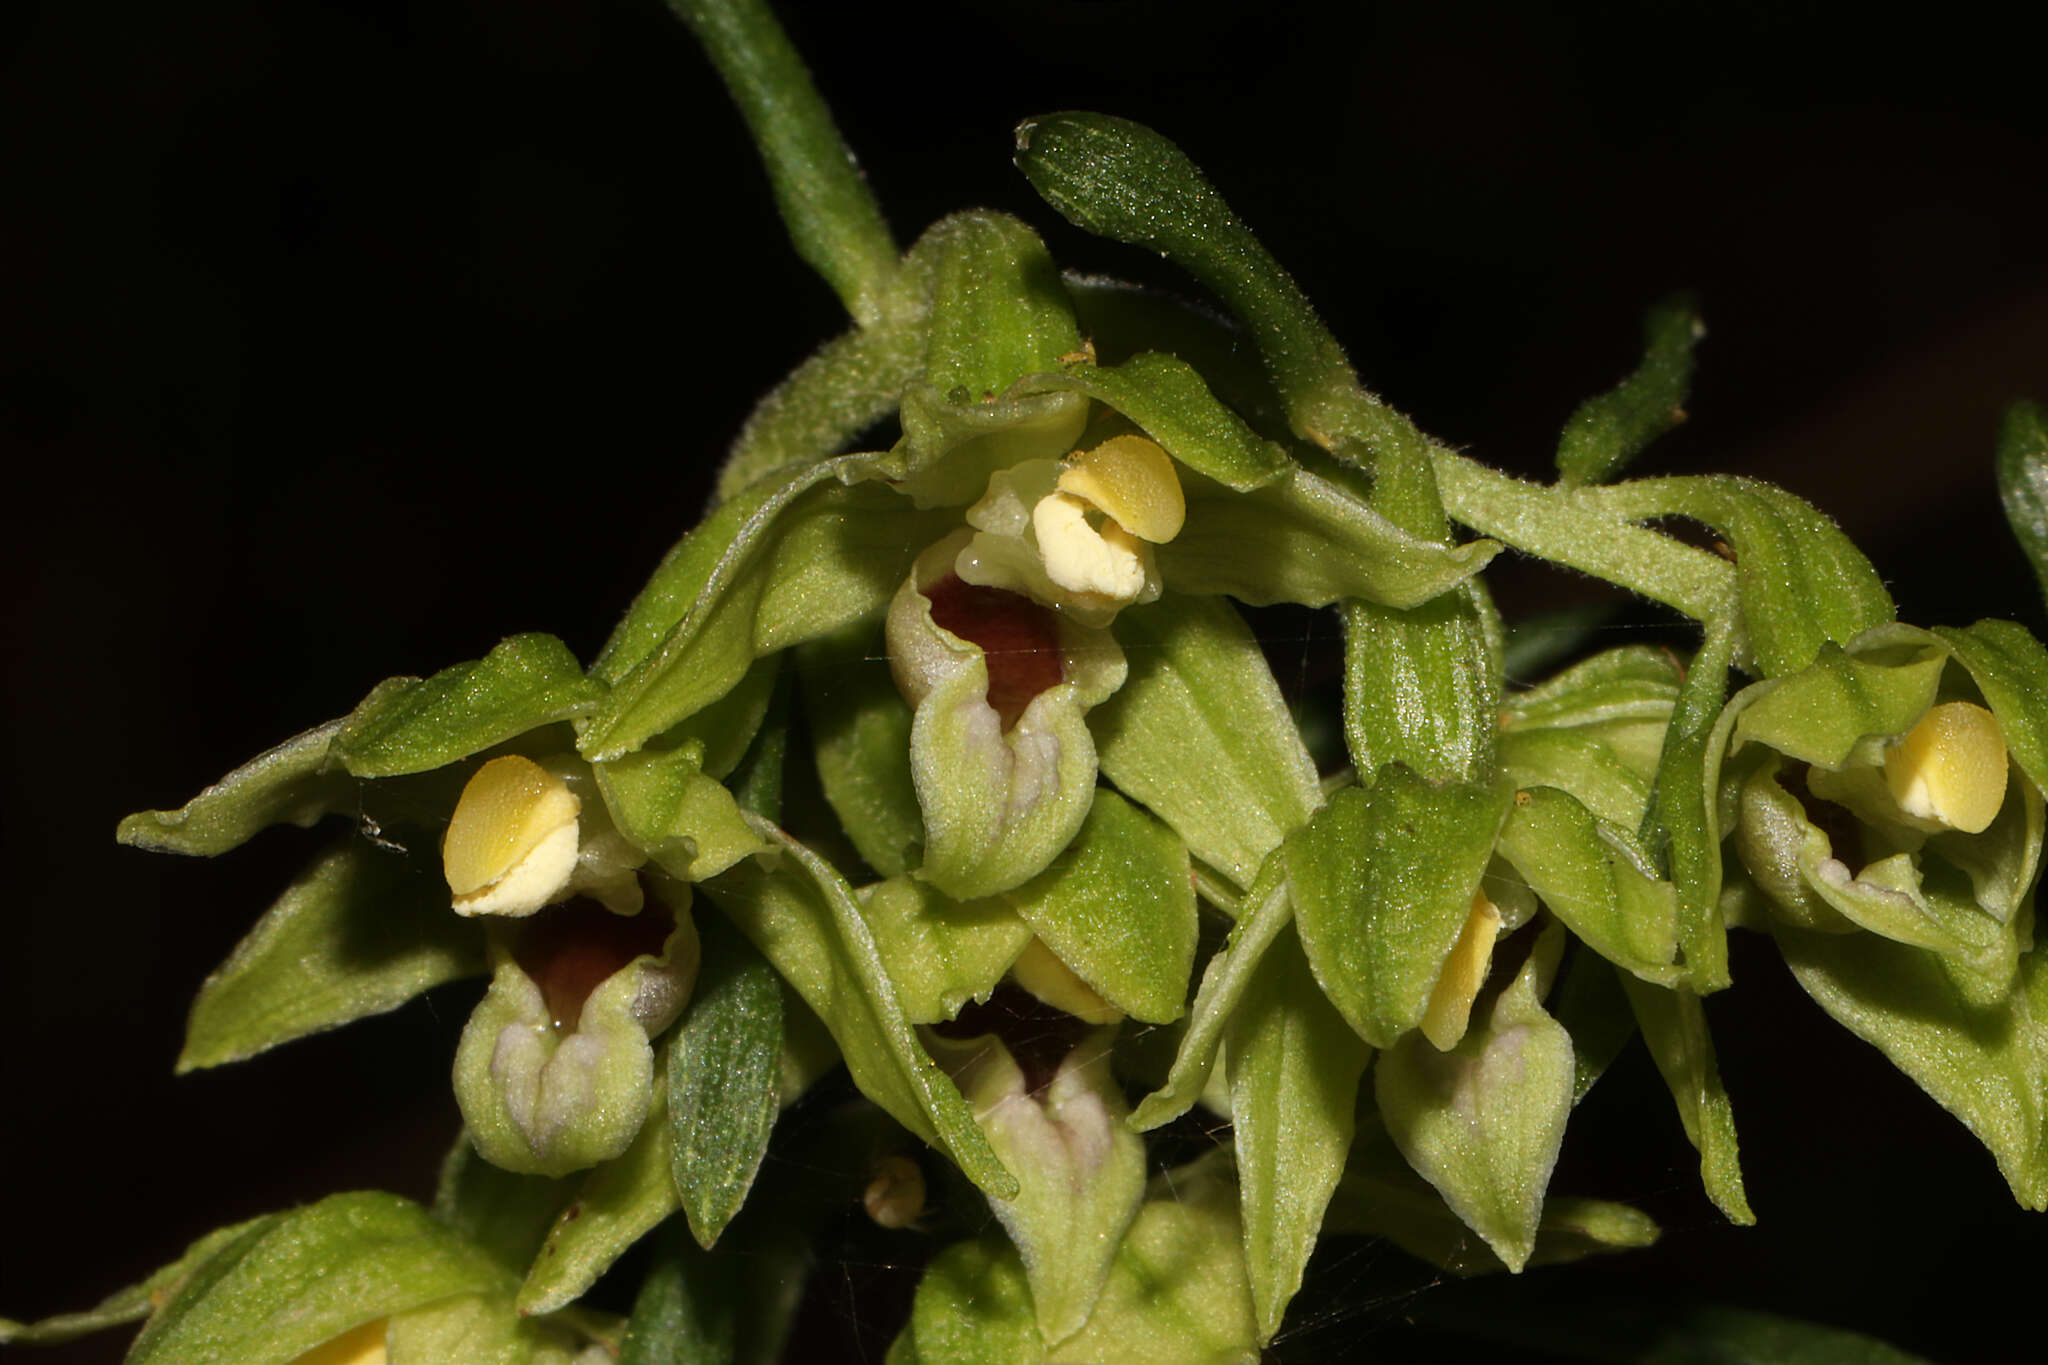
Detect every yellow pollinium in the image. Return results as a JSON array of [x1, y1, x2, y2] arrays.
[[1884, 700, 2008, 834], [1011, 937, 1123, 1025], [443, 754, 581, 915], [1056, 434, 1186, 544], [1421, 892, 1502, 1051], [290, 1320, 387, 1365]]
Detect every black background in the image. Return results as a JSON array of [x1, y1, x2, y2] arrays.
[[4, 1, 2045, 1360]]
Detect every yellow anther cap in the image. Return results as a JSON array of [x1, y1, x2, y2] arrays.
[[1420, 892, 1502, 1051], [1011, 937, 1123, 1025], [289, 1320, 388, 1365], [1056, 434, 1186, 544], [443, 755, 582, 915], [1883, 700, 2009, 835]]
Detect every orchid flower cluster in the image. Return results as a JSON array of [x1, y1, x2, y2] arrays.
[[8, 1, 2047, 1362]]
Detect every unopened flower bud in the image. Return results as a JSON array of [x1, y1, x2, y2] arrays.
[[1420, 892, 1501, 1050], [443, 755, 580, 917], [1883, 701, 2008, 834], [863, 1154, 927, 1230]]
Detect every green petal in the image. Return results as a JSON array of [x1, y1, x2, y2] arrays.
[[0, 1214, 278, 1346], [178, 839, 483, 1072], [432, 1138, 577, 1280], [334, 634, 602, 778], [117, 718, 353, 857], [1496, 787, 1681, 984], [918, 211, 1083, 412], [1729, 640, 1945, 769], [800, 622, 924, 878], [595, 742, 765, 884], [1014, 352, 1288, 492], [1616, 973, 1755, 1223], [860, 876, 1032, 1025]]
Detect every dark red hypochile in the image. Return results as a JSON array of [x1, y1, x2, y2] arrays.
[[932, 983, 1096, 1095], [513, 899, 675, 1032], [923, 574, 1064, 731]]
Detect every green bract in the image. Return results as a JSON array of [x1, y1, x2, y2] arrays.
[[23, 0, 2040, 1360]]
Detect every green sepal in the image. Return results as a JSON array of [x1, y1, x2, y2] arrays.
[[1594, 476, 1893, 677], [890, 382, 1091, 510], [0, 1214, 277, 1346], [333, 634, 602, 778], [1329, 1122, 1658, 1275], [1997, 400, 2048, 609], [1774, 926, 2048, 1210], [1003, 789, 1197, 1023], [1226, 924, 1372, 1341], [117, 718, 354, 856], [1548, 939, 1642, 1104], [1496, 787, 1681, 984], [596, 742, 765, 883], [1555, 295, 1701, 487], [1094, 594, 1321, 889], [705, 824, 1018, 1199], [433, 1137, 577, 1279], [890, 532, 1127, 899], [1127, 856, 1293, 1131], [387, 1292, 597, 1364], [587, 459, 955, 759], [1376, 923, 1577, 1270], [800, 622, 924, 878], [927, 1027, 1146, 1345], [667, 914, 783, 1249], [861, 876, 1032, 1024], [453, 903, 699, 1178], [1045, 1155, 1261, 1364], [1344, 582, 1500, 787], [124, 1192, 508, 1365], [892, 1236, 1045, 1365], [1616, 973, 1755, 1223], [176, 839, 483, 1071], [516, 1080, 683, 1315], [1289, 774, 1511, 1048], [1641, 620, 1738, 992], [1498, 646, 1680, 831], [1934, 618, 2048, 795], [715, 316, 925, 503], [1013, 353, 1289, 492], [1163, 462, 1498, 611], [918, 211, 1082, 411], [1729, 640, 1945, 769]]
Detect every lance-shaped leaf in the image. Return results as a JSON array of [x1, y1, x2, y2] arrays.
[[517, 1081, 683, 1315], [1556, 295, 1701, 487], [928, 1028, 1146, 1345], [1329, 1122, 1657, 1275], [1592, 476, 1893, 678], [1095, 595, 1320, 888], [1014, 353, 1288, 492], [1289, 774, 1511, 1047], [1774, 924, 2047, 1210], [1227, 925, 1372, 1341], [668, 0, 897, 326], [1641, 619, 1738, 992], [890, 531, 1126, 899], [801, 622, 924, 877], [1128, 856, 1293, 1130], [1003, 789, 1197, 1023], [1496, 787, 1681, 984], [453, 902, 699, 1178], [124, 1192, 508, 1365], [1617, 973, 1755, 1223], [862, 876, 1032, 1024], [118, 718, 354, 856], [0, 1215, 278, 1346], [587, 461, 955, 759], [596, 741, 764, 884], [704, 825, 1017, 1198], [333, 634, 603, 777], [1164, 463, 1497, 611], [893, 1237, 1045, 1365], [1046, 1155, 1261, 1365], [1997, 400, 2048, 609], [176, 839, 482, 1071], [668, 914, 783, 1248], [1376, 925, 1577, 1270], [1345, 582, 1500, 787]]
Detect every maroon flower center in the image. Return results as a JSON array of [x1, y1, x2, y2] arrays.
[[513, 898, 676, 1032], [924, 574, 1064, 731]]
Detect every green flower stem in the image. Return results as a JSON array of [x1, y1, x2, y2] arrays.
[[1433, 453, 1738, 625], [669, 0, 900, 326]]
